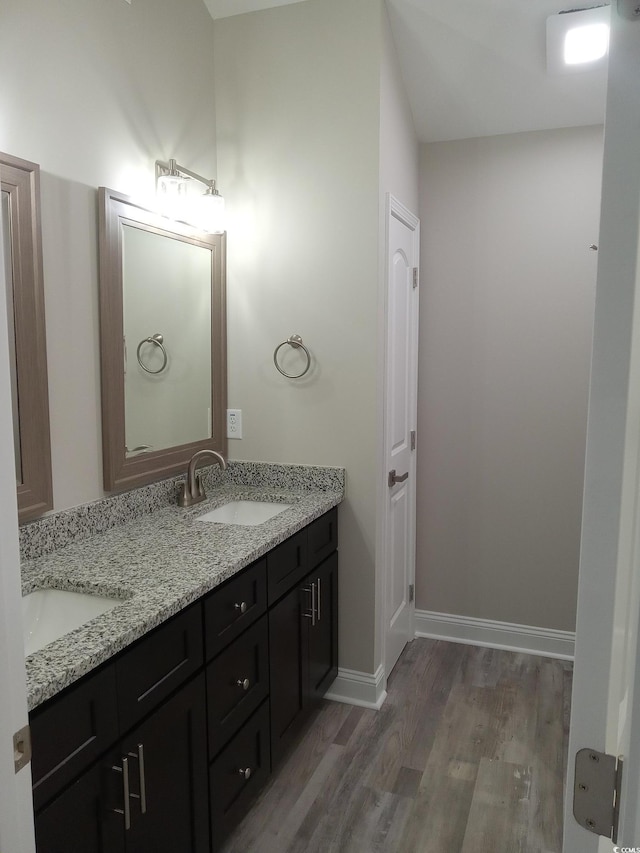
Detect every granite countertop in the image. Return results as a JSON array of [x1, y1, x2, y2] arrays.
[[22, 483, 343, 711]]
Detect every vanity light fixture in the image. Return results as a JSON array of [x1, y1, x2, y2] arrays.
[[155, 158, 225, 233], [546, 5, 611, 74]]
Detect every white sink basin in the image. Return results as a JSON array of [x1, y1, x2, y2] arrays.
[[196, 500, 292, 526], [22, 588, 123, 657]]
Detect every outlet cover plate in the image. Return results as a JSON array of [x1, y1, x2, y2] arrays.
[[227, 409, 243, 439]]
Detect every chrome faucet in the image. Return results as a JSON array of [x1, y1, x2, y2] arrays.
[[177, 449, 227, 507]]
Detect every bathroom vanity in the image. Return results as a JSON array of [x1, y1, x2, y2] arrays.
[[20, 467, 342, 852]]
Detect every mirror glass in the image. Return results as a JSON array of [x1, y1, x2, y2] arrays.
[[122, 225, 212, 456], [98, 187, 227, 492], [0, 152, 53, 522]]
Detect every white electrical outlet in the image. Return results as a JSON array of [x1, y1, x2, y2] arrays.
[[227, 409, 243, 439]]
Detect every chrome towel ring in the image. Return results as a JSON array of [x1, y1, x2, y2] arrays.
[[273, 334, 311, 379], [136, 333, 168, 375]]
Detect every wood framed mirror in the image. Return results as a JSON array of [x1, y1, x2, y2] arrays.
[[98, 187, 227, 492], [1, 152, 53, 522]]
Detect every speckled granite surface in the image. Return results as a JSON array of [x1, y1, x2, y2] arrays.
[[21, 467, 344, 712], [20, 461, 345, 561]]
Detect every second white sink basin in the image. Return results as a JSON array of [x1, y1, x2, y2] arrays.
[[22, 588, 123, 657], [196, 500, 292, 526]]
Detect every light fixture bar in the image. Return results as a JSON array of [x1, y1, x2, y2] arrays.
[[155, 159, 220, 195]]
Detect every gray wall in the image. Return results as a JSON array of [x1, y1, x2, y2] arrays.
[[417, 126, 603, 632], [214, 0, 404, 675]]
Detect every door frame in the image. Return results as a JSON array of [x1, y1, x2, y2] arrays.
[[564, 5, 640, 850], [377, 193, 420, 686], [0, 169, 36, 851]]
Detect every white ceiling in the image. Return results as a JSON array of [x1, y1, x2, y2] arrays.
[[386, 0, 608, 142], [204, 0, 608, 143]]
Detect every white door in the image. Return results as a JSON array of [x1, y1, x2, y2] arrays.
[[384, 195, 419, 678], [0, 166, 36, 852], [564, 7, 640, 852]]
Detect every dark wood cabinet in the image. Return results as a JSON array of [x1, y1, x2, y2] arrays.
[[121, 674, 209, 853], [269, 509, 339, 768], [32, 506, 338, 853], [34, 675, 208, 853], [34, 750, 125, 853], [206, 615, 270, 757], [209, 700, 271, 846], [31, 666, 119, 812], [116, 603, 203, 732], [308, 552, 339, 707], [269, 582, 310, 767]]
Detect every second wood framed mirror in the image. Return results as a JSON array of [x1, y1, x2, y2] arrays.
[[98, 187, 227, 492]]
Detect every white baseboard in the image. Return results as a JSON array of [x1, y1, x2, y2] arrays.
[[414, 610, 575, 661], [324, 664, 387, 710]]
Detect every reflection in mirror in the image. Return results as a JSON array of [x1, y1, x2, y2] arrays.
[[0, 152, 53, 522], [122, 225, 212, 456], [2, 190, 21, 482], [98, 187, 227, 492]]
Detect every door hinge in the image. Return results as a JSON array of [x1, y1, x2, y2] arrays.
[[573, 748, 623, 843], [13, 724, 31, 774], [409, 584, 415, 603], [411, 430, 416, 451], [412, 267, 418, 289]]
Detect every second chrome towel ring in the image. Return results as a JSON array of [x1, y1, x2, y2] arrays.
[[137, 333, 168, 375], [273, 334, 311, 379]]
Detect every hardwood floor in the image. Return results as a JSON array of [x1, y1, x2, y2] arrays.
[[219, 639, 572, 853]]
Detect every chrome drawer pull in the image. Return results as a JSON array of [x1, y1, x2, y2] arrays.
[[238, 767, 252, 781], [128, 744, 147, 815], [317, 577, 321, 622], [236, 678, 251, 691], [234, 601, 248, 614], [302, 583, 316, 626], [112, 758, 132, 830]]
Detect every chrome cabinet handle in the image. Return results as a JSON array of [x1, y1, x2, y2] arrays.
[[112, 757, 132, 830], [128, 744, 147, 815], [238, 767, 252, 780], [234, 601, 248, 614], [303, 583, 316, 626], [388, 469, 409, 488], [317, 577, 321, 622], [236, 678, 251, 691]]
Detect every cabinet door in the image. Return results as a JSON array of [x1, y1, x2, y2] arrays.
[[123, 674, 209, 853], [34, 751, 125, 853], [268, 583, 310, 768], [307, 552, 339, 706]]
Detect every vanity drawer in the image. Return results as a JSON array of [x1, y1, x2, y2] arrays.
[[207, 616, 269, 758], [266, 530, 308, 605], [116, 603, 203, 732], [205, 559, 267, 660], [209, 701, 271, 847], [308, 508, 338, 570], [30, 664, 119, 811]]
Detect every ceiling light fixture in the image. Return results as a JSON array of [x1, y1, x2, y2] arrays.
[[546, 5, 611, 74], [155, 158, 225, 234]]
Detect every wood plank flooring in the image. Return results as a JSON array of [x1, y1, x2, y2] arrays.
[[220, 639, 572, 853]]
